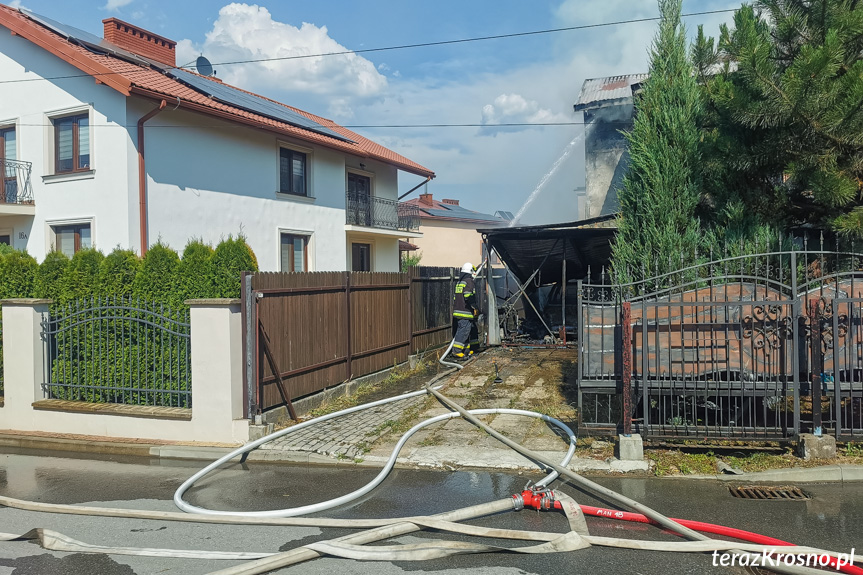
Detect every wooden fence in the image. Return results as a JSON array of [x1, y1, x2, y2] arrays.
[[244, 266, 458, 415]]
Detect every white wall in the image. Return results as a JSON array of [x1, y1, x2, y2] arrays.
[[1, 25, 409, 271], [139, 105, 342, 271], [140, 105, 406, 271], [0, 28, 134, 258]]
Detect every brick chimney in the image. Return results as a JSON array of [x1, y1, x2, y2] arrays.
[[103, 18, 176, 67], [442, 199, 459, 206], [419, 193, 434, 206]]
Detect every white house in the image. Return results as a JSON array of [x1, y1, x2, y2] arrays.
[[0, 5, 432, 272]]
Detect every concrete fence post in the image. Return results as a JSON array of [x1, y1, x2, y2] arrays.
[[1, 299, 51, 415], [186, 299, 249, 443]]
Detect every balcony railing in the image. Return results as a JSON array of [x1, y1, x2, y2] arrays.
[[346, 191, 420, 232], [1, 158, 34, 206]]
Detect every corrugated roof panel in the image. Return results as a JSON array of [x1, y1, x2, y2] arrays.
[[424, 208, 504, 222], [574, 74, 648, 111]]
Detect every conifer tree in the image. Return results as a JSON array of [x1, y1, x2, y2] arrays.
[[694, 0, 863, 236], [612, 0, 702, 286]]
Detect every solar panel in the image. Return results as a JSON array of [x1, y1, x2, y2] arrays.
[[22, 9, 154, 68], [170, 68, 352, 142], [22, 9, 352, 143]]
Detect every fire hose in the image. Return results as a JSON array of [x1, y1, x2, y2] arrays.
[[0, 366, 858, 575]]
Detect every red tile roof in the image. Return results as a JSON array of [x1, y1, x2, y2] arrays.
[[0, 5, 434, 178]]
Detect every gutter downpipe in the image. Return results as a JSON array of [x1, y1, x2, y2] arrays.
[[137, 100, 167, 256]]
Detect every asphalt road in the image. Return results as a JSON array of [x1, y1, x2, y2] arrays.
[[0, 447, 860, 575]]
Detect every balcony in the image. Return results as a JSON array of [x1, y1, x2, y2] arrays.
[[345, 191, 420, 233], [1, 159, 35, 213]]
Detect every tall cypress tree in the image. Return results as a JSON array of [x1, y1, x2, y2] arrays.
[[695, 0, 863, 236], [612, 0, 703, 286]]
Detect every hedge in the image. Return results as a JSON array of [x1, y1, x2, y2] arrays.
[[210, 235, 258, 298], [0, 249, 37, 395], [0, 237, 258, 405]]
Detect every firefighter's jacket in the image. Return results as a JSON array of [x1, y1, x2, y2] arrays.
[[453, 273, 477, 319]]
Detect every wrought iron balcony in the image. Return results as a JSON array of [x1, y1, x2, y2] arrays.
[[346, 190, 420, 232], [1, 158, 34, 206]]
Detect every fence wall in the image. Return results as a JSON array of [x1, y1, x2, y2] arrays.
[[249, 266, 456, 414], [0, 299, 248, 444]]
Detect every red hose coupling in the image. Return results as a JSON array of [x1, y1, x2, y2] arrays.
[[517, 489, 561, 511]]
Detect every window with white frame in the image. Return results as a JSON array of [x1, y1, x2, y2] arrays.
[[280, 233, 309, 272]]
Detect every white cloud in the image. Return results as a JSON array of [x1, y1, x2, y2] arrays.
[[480, 93, 570, 128], [170, 0, 739, 221], [8, 0, 24, 8], [102, 0, 133, 11], [176, 3, 387, 118]]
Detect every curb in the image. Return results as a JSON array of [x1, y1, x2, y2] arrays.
[[683, 465, 863, 483], [3, 432, 862, 482]]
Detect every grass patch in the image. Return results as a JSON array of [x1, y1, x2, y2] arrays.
[[845, 442, 863, 458], [305, 360, 431, 420], [647, 450, 718, 476], [528, 399, 578, 422], [723, 451, 797, 473]]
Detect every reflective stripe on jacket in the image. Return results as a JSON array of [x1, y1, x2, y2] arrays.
[[453, 273, 476, 318]]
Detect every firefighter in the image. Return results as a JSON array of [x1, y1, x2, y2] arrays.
[[452, 262, 478, 358]]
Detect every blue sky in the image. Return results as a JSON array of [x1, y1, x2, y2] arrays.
[[11, 0, 741, 224]]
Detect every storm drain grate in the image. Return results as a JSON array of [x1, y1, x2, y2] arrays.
[[730, 485, 809, 500]]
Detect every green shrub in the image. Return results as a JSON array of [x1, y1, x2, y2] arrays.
[[0, 249, 38, 299], [62, 248, 104, 303], [35, 250, 70, 301], [176, 240, 215, 302], [98, 247, 140, 297], [0, 243, 13, 256], [211, 235, 258, 298], [133, 242, 180, 305]]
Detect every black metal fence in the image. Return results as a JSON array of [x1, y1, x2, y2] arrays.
[[41, 297, 192, 408], [578, 237, 863, 441]]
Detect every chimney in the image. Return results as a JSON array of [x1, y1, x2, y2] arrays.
[[442, 199, 459, 206], [103, 18, 176, 67], [419, 193, 433, 206]]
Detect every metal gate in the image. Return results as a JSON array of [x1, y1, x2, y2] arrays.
[[578, 243, 863, 441]]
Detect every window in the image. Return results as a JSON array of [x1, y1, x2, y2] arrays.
[[347, 172, 371, 226], [53, 223, 91, 257], [0, 233, 10, 246], [352, 243, 371, 272], [280, 233, 308, 272], [1, 126, 16, 202], [54, 113, 90, 174], [279, 147, 307, 196], [347, 172, 370, 195]]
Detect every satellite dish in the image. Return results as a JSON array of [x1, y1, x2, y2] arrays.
[[195, 55, 214, 77]]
